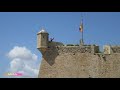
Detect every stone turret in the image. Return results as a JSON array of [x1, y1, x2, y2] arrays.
[[37, 28, 49, 53]]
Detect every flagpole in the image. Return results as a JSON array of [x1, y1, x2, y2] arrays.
[[82, 28, 83, 44], [82, 18, 84, 45], [80, 17, 84, 45]]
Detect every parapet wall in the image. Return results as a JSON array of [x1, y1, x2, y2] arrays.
[[47, 41, 100, 54], [111, 46, 120, 53], [39, 41, 120, 54], [57, 45, 99, 54], [49, 42, 120, 54]]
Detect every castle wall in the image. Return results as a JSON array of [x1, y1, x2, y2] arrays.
[[38, 44, 120, 78], [39, 53, 120, 78], [97, 54, 120, 78], [37, 29, 120, 78]]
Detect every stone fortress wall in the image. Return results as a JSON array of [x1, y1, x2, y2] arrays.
[[37, 29, 120, 78]]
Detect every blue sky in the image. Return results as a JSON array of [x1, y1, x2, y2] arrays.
[[0, 12, 120, 78]]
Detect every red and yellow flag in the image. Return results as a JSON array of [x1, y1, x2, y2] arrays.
[[79, 21, 83, 32]]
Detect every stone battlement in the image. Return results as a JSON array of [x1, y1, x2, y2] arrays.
[[48, 44, 99, 54], [38, 40, 120, 55]]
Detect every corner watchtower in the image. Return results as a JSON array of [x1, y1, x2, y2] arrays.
[[37, 28, 49, 53]]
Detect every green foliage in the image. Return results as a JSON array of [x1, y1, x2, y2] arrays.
[[67, 44, 74, 46], [66, 44, 80, 46], [75, 44, 79, 46]]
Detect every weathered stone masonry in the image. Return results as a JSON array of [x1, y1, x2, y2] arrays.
[[37, 29, 120, 78]]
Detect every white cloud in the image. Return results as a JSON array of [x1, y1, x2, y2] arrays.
[[7, 46, 39, 78], [10, 58, 25, 72], [8, 46, 37, 60]]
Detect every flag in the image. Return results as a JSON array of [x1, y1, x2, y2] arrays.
[[79, 21, 83, 32]]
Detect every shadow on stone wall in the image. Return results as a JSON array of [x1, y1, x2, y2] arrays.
[[42, 46, 59, 66], [97, 54, 107, 61]]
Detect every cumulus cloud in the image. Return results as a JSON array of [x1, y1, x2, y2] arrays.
[[8, 46, 37, 60], [7, 46, 39, 78]]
